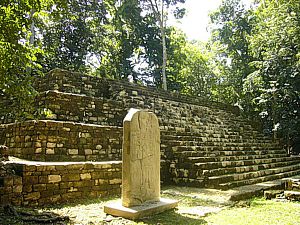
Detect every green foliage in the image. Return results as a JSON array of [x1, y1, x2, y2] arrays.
[[246, 0, 300, 141], [209, 0, 300, 145], [2, 0, 298, 146], [38, 0, 107, 73], [166, 28, 214, 97], [0, 0, 42, 121], [96, 0, 161, 82], [209, 0, 254, 104]]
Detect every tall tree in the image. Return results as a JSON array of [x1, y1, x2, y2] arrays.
[[209, 0, 254, 104], [95, 0, 157, 81], [141, 0, 186, 90], [38, 0, 108, 72], [0, 0, 43, 121], [166, 28, 214, 97], [247, 0, 300, 142]]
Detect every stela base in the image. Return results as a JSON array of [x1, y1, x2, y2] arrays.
[[104, 198, 178, 220]]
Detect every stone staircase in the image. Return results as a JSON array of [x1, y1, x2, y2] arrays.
[[161, 124, 300, 190], [1, 69, 300, 207], [29, 70, 300, 189]]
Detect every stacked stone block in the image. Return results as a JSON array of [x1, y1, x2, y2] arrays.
[[1, 68, 300, 206], [0, 161, 121, 206], [4, 120, 122, 162], [37, 91, 127, 126]]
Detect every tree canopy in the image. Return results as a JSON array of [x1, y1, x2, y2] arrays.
[[0, 0, 299, 148]]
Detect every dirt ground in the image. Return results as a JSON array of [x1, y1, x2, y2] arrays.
[[0, 186, 237, 225]]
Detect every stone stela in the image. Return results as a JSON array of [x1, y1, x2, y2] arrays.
[[104, 108, 178, 219]]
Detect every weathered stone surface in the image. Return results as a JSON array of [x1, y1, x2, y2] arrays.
[[80, 173, 91, 180], [122, 109, 160, 207], [48, 175, 62, 183], [0, 145, 9, 160], [264, 190, 283, 200], [284, 191, 300, 200], [105, 109, 177, 219], [104, 198, 178, 220], [0, 160, 122, 206], [285, 178, 300, 191], [3, 120, 122, 162], [2, 68, 300, 207]]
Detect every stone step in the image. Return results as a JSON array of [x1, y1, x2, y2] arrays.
[[204, 158, 300, 177], [171, 151, 287, 160], [170, 177, 205, 187], [164, 141, 278, 150], [160, 124, 242, 133], [161, 131, 241, 138], [172, 147, 286, 157], [174, 154, 291, 167], [161, 139, 278, 148], [161, 126, 267, 139], [161, 134, 275, 144], [218, 169, 300, 190], [169, 154, 291, 170], [194, 156, 300, 170], [159, 115, 255, 127], [162, 142, 281, 151], [207, 164, 300, 188]]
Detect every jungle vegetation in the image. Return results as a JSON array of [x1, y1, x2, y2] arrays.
[[0, 0, 299, 150]]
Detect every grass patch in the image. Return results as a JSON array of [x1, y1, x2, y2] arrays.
[[206, 198, 300, 225], [1, 187, 300, 224]]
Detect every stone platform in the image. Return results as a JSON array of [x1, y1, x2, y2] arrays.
[[104, 198, 178, 220]]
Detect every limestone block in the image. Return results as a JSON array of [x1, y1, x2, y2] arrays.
[[285, 179, 300, 191], [84, 149, 93, 155], [24, 192, 40, 201], [23, 185, 32, 192], [95, 179, 107, 185], [62, 174, 80, 182], [46, 148, 54, 154], [68, 149, 78, 155], [122, 109, 160, 207], [47, 142, 56, 148], [48, 175, 62, 183], [35, 142, 42, 148], [62, 127, 71, 131], [80, 173, 91, 180], [104, 198, 178, 220], [96, 145, 102, 150], [109, 178, 122, 185], [23, 176, 38, 184], [264, 190, 283, 200], [13, 185, 23, 193], [25, 136, 31, 142], [284, 191, 300, 200]]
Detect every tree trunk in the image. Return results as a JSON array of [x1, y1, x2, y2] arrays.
[[160, 2, 167, 91], [149, 0, 168, 90]]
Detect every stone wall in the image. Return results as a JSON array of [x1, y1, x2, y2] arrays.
[[0, 161, 121, 206], [38, 91, 127, 126], [2, 68, 285, 206], [4, 120, 122, 162], [35, 69, 240, 115]]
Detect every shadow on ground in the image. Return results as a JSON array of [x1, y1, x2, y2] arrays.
[[138, 209, 208, 225], [0, 205, 69, 225]]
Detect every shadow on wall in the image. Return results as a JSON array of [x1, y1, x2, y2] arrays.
[[290, 137, 300, 155], [0, 127, 5, 145]]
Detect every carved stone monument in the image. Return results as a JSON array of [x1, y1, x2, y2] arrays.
[[104, 108, 178, 219]]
